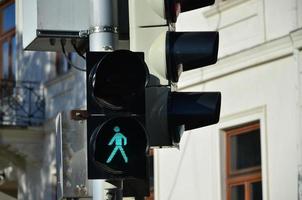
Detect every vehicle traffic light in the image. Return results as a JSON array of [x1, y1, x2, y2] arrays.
[[129, 0, 221, 146], [86, 50, 149, 180], [149, 31, 219, 83]]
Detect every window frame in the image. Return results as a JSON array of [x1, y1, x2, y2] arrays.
[[0, 0, 16, 81], [227, 176, 262, 200], [225, 122, 262, 200], [226, 122, 261, 177]]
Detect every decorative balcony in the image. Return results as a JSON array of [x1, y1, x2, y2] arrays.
[[0, 80, 45, 126]]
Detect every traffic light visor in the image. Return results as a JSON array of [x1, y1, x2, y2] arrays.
[[168, 92, 221, 130], [166, 31, 219, 82], [180, 0, 215, 12]]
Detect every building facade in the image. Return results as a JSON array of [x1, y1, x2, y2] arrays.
[[0, 0, 301, 199], [0, 0, 86, 199], [155, 0, 302, 199]]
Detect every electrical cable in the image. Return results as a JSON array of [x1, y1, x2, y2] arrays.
[[71, 39, 86, 60], [60, 39, 86, 72], [215, 2, 222, 31], [166, 133, 192, 200]]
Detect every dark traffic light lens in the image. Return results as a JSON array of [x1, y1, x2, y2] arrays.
[[168, 92, 221, 130], [166, 32, 219, 82], [90, 50, 149, 111]]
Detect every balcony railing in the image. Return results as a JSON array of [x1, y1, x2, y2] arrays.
[[0, 79, 45, 126]]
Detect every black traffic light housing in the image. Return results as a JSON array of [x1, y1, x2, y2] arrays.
[[89, 50, 148, 112], [166, 32, 219, 82], [180, 0, 215, 12], [165, 0, 215, 23], [86, 0, 221, 184], [145, 9, 221, 146], [86, 50, 150, 180], [168, 92, 221, 131]]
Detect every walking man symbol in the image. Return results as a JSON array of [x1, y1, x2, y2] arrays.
[[106, 126, 128, 163]]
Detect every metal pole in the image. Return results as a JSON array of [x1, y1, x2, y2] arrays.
[[89, 0, 118, 199], [92, 180, 104, 200], [89, 0, 118, 52], [105, 181, 123, 200]]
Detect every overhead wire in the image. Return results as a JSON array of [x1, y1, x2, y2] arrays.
[[166, 133, 192, 200]]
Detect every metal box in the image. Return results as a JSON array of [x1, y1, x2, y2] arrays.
[[22, 0, 89, 52], [56, 112, 92, 199]]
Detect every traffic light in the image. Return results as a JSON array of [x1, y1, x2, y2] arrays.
[[86, 50, 150, 180], [129, 0, 221, 146], [87, 0, 221, 179], [146, 0, 215, 23], [149, 31, 219, 83]]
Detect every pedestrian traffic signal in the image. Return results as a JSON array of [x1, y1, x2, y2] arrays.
[[86, 50, 149, 180], [106, 126, 128, 164], [87, 0, 221, 180], [89, 117, 147, 177]]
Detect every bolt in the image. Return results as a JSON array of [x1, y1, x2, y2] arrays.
[[103, 46, 113, 51], [80, 185, 88, 196], [74, 185, 88, 196], [74, 185, 81, 196]]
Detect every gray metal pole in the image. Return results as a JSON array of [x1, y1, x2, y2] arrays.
[[89, 0, 118, 199], [89, 0, 118, 52]]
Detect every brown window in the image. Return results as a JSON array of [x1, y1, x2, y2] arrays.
[[226, 122, 263, 200], [0, 0, 16, 81]]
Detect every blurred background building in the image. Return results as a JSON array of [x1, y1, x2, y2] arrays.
[[0, 0, 301, 199], [0, 0, 86, 199]]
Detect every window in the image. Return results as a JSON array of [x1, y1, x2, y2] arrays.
[[0, 0, 16, 81], [226, 122, 262, 200]]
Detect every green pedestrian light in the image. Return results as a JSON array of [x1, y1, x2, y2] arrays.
[[89, 117, 147, 178], [106, 126, 128, 164], [86, 50, 149, 180]]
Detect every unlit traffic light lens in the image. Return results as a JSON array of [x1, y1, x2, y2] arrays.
[[166, 31, 219, 82], [90, 50, 149, 111], [168, 92, 221, 130]]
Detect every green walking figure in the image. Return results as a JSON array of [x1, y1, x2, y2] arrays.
[[106, 126, 128, 163]]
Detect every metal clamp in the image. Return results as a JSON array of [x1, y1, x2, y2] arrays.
[[79, 26, 118, 38], [89, 26, 118, 34]]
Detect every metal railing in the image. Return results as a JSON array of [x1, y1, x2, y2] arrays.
[[0, 79, 45, 126]]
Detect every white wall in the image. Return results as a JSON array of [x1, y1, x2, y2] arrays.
[[206, 0, 266, 57], [264, 0, 299, 40], [178, 0, 302, 58], [155, 1, 302, 197], [156, 47, 301, 200]]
